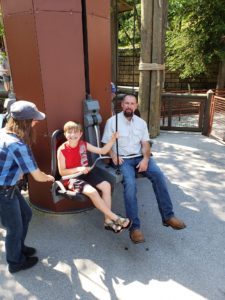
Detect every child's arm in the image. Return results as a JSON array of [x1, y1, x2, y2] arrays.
[[57, 145, 90, 176], [86, 132, 118, 155]]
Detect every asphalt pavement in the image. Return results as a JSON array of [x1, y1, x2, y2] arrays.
[[0, 131, 225, 300]]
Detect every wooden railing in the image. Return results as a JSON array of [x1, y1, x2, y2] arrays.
[[210, 92, 225, 141], [161, 91, 214, 135]]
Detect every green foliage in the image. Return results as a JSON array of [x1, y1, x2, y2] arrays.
[[117, 0, 141, 48], [0, 12, 4, 37], [166, 0, 225, 79], [0, 25, 4, 37]]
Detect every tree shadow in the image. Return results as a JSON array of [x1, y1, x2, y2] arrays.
[[0, 132, 225, 300]]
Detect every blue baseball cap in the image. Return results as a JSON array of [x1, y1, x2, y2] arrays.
[[10, 100, 45, 120]]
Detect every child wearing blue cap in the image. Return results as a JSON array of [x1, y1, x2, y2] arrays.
[[0, 100, 55, 274]]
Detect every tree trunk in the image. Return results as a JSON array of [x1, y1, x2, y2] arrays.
[[216, 59, 225, 90]]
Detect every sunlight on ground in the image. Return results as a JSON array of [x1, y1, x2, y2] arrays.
[[115, 279, 208, 300], [71, 259, 208, 300], [0, 227, 6, 237], [0, 228, 6, 253], [74, 259, 111, 300], [53, 261, 72, 282], [155, 140, 225, 222], [0, 272, 36, 300]]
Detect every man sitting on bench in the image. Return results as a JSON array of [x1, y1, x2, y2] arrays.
[[102, 94, 186, 244]]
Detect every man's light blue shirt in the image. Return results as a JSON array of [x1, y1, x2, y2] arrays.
[[102, 112, 150, 156]]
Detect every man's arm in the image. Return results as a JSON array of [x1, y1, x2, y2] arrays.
[[142, 140, 151, 159], [136, 141, 151, 172], [102, 117, 123, 165]]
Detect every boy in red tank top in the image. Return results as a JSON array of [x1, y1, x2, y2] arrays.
[[57, 121, 132, 233]]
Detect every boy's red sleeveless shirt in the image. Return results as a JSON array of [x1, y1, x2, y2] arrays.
[[61, 140, 88, 168]]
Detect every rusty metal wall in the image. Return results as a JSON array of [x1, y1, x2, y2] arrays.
[[0, 0, 111, 212], [86, 0, 111, 131]]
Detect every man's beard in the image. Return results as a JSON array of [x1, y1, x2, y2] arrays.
[[123, 110, 134, 118]]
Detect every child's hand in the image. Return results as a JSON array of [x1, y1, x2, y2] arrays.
[[82, 166, 91, 174], [111, 132, 119, 141], [76, 166, 88, 174]]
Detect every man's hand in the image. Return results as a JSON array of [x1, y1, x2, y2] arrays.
[[111, 153, 124, 165], [136, 157, 149, 172]]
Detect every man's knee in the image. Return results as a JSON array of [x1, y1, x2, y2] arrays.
[[122, 178, 137, 191]]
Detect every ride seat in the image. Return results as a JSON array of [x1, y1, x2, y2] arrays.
[[51, 129, 89, 204], [83, 98, 123, 186]]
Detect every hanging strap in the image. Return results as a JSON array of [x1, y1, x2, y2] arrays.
[[114, 0, 120, 174], [132, 0, 136, 94], [81, 0, 90, 98]]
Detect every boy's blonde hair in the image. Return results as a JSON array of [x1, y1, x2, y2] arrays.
[[63, 121, 83, 133]]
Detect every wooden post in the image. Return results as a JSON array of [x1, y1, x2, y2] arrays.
[[216, 59, 225, 90], [138, 0, 167, 137], [202, 89, 214, 136], [138, 0, 152, 124]]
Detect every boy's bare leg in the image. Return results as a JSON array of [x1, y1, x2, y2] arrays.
[[95, 181, 112, 223], [82, 184, 118, 222]]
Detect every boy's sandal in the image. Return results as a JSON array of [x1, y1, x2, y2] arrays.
[[104, 222, 122, 234], [114, 216, 132, 230]]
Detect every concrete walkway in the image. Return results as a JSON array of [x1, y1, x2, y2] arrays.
[[0, 131, 225, 300]]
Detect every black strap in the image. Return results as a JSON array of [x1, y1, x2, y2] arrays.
[[81, 0, 90, 98], [114, 0, 120, 174], [132, 0, 136, 94]]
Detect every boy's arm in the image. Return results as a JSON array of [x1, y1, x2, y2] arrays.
[[86, 132, 118, 155]]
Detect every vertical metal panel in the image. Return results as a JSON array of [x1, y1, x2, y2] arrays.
[[2, 11, 49, 166], [34, 0, 81, 12], [0, 0, 33, 14], [1, 0, 112, 212], [86, 0, 112, 129], [1, 6, 54, 210], [1, 0, 94, 212], [35, 10, 85, 132]]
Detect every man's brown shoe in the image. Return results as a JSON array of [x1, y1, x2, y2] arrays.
[[163, 217, 186, 230], [130, 229, 145, 244]]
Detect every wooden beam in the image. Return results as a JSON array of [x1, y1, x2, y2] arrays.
[[138, 0, 168, 138]]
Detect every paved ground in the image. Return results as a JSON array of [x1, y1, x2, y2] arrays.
[[0, 131, 225, 300]]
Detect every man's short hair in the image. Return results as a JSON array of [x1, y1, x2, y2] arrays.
[[122, 93, 138, 102]]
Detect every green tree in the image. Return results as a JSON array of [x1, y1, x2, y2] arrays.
[[117, 0, 141, 48], [166, 0, 225, 87]]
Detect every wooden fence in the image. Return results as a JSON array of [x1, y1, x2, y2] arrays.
[[161, 91, 213, 135], [210, 91, 225, 141]]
